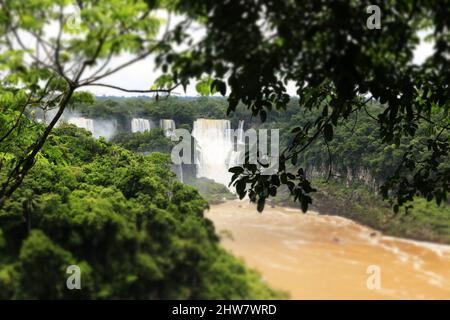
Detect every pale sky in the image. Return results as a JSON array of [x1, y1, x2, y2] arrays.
[[17, 8, 435, 98], [82, 30, 434, 98]]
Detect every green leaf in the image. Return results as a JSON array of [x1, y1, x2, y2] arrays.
[[229, 166, 244, 174], [195, 79, 213, 96], [257, 198, 265, 212], [211, 79, 227, 96]]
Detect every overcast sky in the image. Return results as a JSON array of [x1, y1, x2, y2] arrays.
[[82, 31, 435, 98]]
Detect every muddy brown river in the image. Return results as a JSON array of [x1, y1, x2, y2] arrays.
[[206, 200, 450, 299]]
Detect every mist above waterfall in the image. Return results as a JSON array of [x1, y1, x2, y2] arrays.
[[91, 119, 117, 140], [37, 109, 117, 140], [68, 117, 94, 132]]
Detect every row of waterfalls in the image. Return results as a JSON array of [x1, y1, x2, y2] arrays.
[[41, 116, 176, 139], [39, 113, 247, 188], [131, 118, 154, 133], [130, 118, 176, 137]]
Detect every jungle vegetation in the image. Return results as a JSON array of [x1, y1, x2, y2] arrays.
[[0, 0, 448, 299], [0, 124, 284, 299]]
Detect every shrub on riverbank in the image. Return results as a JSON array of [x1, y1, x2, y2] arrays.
[[185, 177, 236, 205], [272, 180, 450, 244]]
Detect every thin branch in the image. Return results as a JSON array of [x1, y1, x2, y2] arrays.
[[81, 49, 157, 85], [0, 94, 33, 144], [87, 47, 116, 80], [0, 75, 55, 144], [284, 95, 374, 161], [29, 30, 55, 64], [8, 25, 61, 75], [83, 83, 180, 94], [54, 6, 66, 78], [0, 87, 76, 206], [73, 33, 108, 84]]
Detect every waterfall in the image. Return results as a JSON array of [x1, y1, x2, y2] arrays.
[[68, 117, 95, 133], [93, 119, 117, 140], [131, 118, 153, 133], [160, 119, 176, 137], [192, 119, 237, 187], [67, 117, 116, 140], [229, 120, 245, 168]]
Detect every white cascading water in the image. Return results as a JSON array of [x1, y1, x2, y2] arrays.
[[192, 119, 242, 187], [68, 117, 95, 133], [229, 120, 245, 169], [160, 119, 176, 137], [131, 118, 153, 133], [93, 119, 117, 140]]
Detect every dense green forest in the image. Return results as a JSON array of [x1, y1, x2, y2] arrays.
[[1, 95, 448, 299], [0, 124, 284, 299], [0, 0, 448, 301], [72, 96, 450, 243], [72, 96, 447, 199]]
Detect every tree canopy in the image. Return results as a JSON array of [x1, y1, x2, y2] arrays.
[[156, 0, 449, 211], [0, 124, 284, 299]]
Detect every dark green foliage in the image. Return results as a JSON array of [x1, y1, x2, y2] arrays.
[[0, 0, 172, 205], [112, 128, 174, 154], [0, 126, 285, 299], [14, 230, 84, 299], [310, 180, 450, 244]]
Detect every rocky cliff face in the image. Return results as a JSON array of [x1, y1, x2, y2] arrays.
[[305, 165, 380, 192]]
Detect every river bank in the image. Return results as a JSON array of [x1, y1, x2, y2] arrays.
[[270, 181, 450, 244], [206, 200, 450, 299]]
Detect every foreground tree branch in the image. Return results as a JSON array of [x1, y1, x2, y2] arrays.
[[0, 0, 176, 208]]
